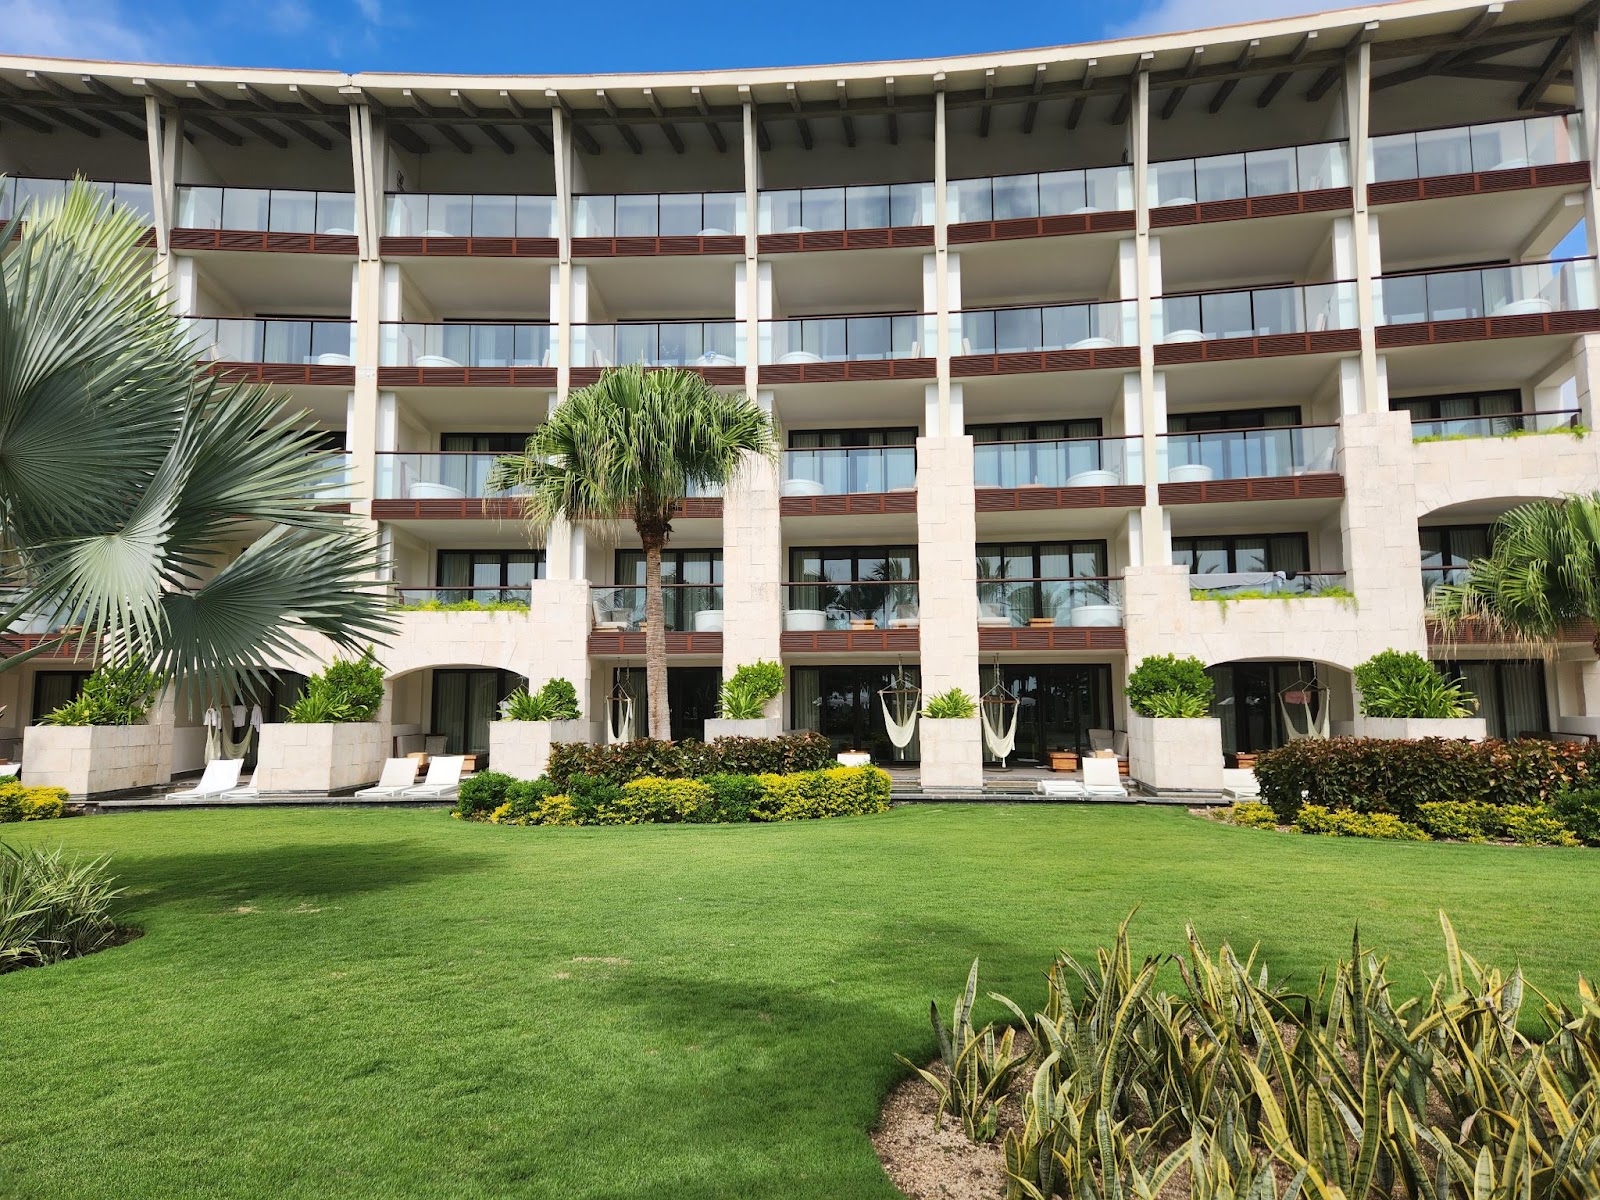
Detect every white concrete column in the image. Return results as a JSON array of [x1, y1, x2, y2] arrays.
[[742, 98, 761, 388], [1344, 37, 1382, 413], [1337, 409, 1427, 655], [551, 100, 573, 401], [1571, 25, 1600, 256], [722, 388, 782, 688], [916, 433, 980, 786], [569, 264, 589, 369], [143, 98, 175, 278], [932, 84, 952, 432]]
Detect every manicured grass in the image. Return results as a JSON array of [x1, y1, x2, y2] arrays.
[[2, 804, 1597, 1199]]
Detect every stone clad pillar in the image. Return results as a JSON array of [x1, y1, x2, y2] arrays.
[[916, 434, 982, 788]]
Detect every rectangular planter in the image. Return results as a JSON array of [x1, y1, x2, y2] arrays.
[[1126, 713, 1224, 792], [488, 719, 589, 781], [1351, 717, 1488, 741], [703, 717, 783, 741], [253, 722, 389, 793], [918, 717, 983, 789], [22, 723, 173, 798]]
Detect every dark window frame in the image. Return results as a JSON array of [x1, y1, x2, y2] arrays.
[[1438, 659, 1549, 740], [967, 418, 1104, 443], [439, 432, 535, 453], [435, 549, 547, 589], [786, 427, 918, 449], [1167, 405, 1302, 432], [1171, 532, 1312, 575], [1390, 389, 1521, 422]]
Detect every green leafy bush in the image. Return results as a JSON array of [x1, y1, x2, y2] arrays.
[[1126, 654, 1212, 718], [1415, 800, 1500, 841], [0, 782, 68, 823], [501, 678, 581, 721], [453, 771, 517, 819], [1, 842, 124, 972], [1496, 804, 1581, 847], [41, 661, 160, 726], [699, 773, 765, 823], [596, 777, 714, 824], [1220, 801, 1278, 829], [717, 660, 784, 720], [1142, 690, 1211, 718], [1353, 649, 1477, 719], [922, 689, 976, 719], [286, 650, 384, 723], [750, 765, 892, 821], [546, 732, 833, 788], [1553, 788, 1600, 845], [1294, 804, 1430, 840]]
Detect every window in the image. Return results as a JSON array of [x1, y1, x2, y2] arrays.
[[31, 671, 91, 723], [977, 542, 1110, 624], [787, 428, 917, 449], [1168, 406, 1301, 432], [613, 549, 722, 632], [436, 550, 545, 602], [1392, 390, 1519, 423], [1419, 524, 1492, 595], [440, 433, 533, 453], [1439, 660, 1548, 740], [431, 668, 526, 756], [789, 546, 918, 625], [967, 420, 1103, 442], [969, 421, 1109, 487], [1172, 533, 1310, 576]]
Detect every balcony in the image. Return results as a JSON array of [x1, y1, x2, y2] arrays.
[[757, 314, 932, 383], [1409, 407, 1584, 442], [947, 166, 1134, 243], [372, 452, 522, 519], [1149, 140, 1351, 225], [378, 322, 555, 386], [973, 436, 1144, 511], [311, 452, 354, 508], [1158, 424, 1342, 504], [1369, 114, 1587, 205], [1376, 258, 1600, 346], [571, 321, 744, 384], [173, 185, 357, 253], [781, 579, 920, 652], [757, 182, 934, 252], [977, 576, 1126, 652], [381, 192, 558, 256], [1188, 571, 1350, 600], [185, 316, 354, 384], [1154, 283, 1358, 362], [0, 175, 154, 227], [391, 585, 531, 611], [587, 583, 725, 655], [780, 446, 917, 516], [953, 301, 1138, 376], [574, 191, 744, 254]]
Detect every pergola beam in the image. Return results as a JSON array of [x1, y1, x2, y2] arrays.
[[693, 87, 727, 152], [787, 83, 813, 150], [884, 78, 898, 145], [1067, 59, 1096, 130], [501, 92, 554, 152], [1020, 64, 1047, 133], [597, 90, 642, 154], [1160, 46, 1204, 119], [1520, 33, 1574, 109], [978, 68, 995, 137], [1209, 40, 1259, 113], [645, 89, 685, 153]]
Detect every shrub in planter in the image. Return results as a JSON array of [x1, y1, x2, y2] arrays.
[[1553, 788, 1600, 845], [286, 650, 384, 723], [1294, 804, 1430, 840], [750, 765, 892, 821], [501, 679, 581, 721], [454, 771, 517, 819], [0, 782, 68, 823], [922, 689, 976, 719], [40, 661, 160, 726], [1126, 655, 1213, 718], [717, 661, 784, 720], [1352, 649, 1476, 718]]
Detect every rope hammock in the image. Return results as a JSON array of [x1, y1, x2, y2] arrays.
[[204, 705, 261, 762], [607, 673, 636, 745], [980, 679, 1020, 767], [878, 666, 921, 759], [1278, 673, 1330, 741]]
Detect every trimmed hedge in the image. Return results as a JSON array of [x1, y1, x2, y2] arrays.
[[545, 732, 834, 789], [1256, 737, 1600, 822], [1295, 805, 1429, 841], [0, 782, 68, 823]]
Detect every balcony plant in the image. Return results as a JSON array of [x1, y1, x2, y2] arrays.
[[492, 678, 587, 779], [1124, 654, 1223, 792], [488, 365, 777, 739]]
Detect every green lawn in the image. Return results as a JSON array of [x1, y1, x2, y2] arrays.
[[3, 804, 1597, 1200]]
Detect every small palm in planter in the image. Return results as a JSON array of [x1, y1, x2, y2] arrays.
[[919, 688, 983, 789]]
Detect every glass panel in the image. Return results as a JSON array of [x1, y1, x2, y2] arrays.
[[472, 194, 516, 237], [658, 193, 702, 236], [269, 190, 318, 233], [221, 187, 271, 231], [614, 193, 658, 237], [177, 185, 224, 228], [573, 194, 614, 237]]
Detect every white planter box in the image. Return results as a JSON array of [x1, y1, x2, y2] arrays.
[[22, 723, 173, 797], [703, 717, 782, 741], [489, 719, 589, 780], [1067, 604, 1123, 627], [1351, 717, 1488, 741], [693, 610, 725, 633], [253, 722, 389, 793], [1126, 713, 1224, 792], [785, 609, 827, 632], [918, 716, 983, 789]]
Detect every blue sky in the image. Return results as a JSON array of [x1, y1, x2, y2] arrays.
[[10, 0, 1332, 72]]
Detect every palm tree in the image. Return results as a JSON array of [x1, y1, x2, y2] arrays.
[[0, 181, 391, 702], [489, 365, 777, 740], [1430, 491, 1600, 655]]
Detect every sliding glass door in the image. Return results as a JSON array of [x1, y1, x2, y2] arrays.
[[790, 665, 921, 762], [977, 663, 1113, 762], [432, 669, 526, 756]]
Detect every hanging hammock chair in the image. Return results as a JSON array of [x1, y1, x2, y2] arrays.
[[607, 673, 637, 745], [204, 705, 257, 763], [980, 679, 1020, 768], [878, 666, 921, 761], [1278, 673, 1330, 741]]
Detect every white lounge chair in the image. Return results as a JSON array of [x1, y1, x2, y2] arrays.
[[402, 755, 465, 799], [1082, 755, 1129, 800], [166, 758, 244, 801], [355, 758, 421, 799], [1036, 778, 1085, 798], [0, 762, 19, 779]]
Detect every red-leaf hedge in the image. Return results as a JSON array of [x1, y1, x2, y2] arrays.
[[1256, 737, 1600, 823], [546, 731, 835, 788]]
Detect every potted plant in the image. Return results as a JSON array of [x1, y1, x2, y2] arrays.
[[253, 650, 389, 793], [489, 677, 588, 778], [705, 660, 784, 739], [1350, 650, 1486, 740], [918, 687, 983, 790], [1124, 654, 1223, 791], [22, 660, 172, 797]]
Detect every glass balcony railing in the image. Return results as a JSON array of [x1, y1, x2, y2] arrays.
[[572, 321, 742, 368], [392, 585, 531, 610], [380, 322, 554, 368], [948, 165, 1134, 223], [1422, 564, 1472, 599], [376, 452, 524, 501], [310, 452, 354, 501], [1370, 113, 1583, 183], [782, 580, 920, 630], [973, 435, 1142, 488], [1188, 571, 1349, 599], [185, 317, 354, 364], [1149, 141, 1348, 207], [976, 576, 1125, 627], [1160, 424, 1339, 481], [175, 185, 355, 234], [590, 583, 725, 634], [1409, 407, 1583, 441], [1155, 282, 1357, 342], [0, 176, 155, 225], [781, 446, 916, 496], [384, 192, 558, 239], [960, 301, 1137, 354], [759, 314, 928, 364], [575, 191, 745, 237], [1378, 258, 1598, 325], [758, 182, 934, 233]]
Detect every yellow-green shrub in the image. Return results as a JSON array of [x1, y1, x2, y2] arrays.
[[491, 793, 580, 827], [595, 777, 713, 825], [751, 765, 891, 821], [1220, 802, 1278, 829], [1414, 799, 1580, 845], [1295, 804, 1430, 841], [0, 782, 67, 823]]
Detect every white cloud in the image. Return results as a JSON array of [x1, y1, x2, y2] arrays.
[[1107, 0, 1397, 41], [0, 0, 157, 61], [267, 0, 314, 35], [355, 0, 380, 22]]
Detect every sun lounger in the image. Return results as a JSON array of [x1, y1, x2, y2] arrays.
[[165, 758, 244, 801], [402, 755, 465, 799], [355, 758, 421, 799]]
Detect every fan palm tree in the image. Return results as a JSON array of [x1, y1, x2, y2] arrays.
[[489, 365, 777, 740], [1430, 491, 1600, 655], [0, 180, 391, 703]]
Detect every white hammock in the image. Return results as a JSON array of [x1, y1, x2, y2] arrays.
[[1279, 681, 1330, 741], [881, 695, 919, 751], [607, 694, 635, 745], [980, 691, 1019, 764], [204, 705, 255, 762]]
